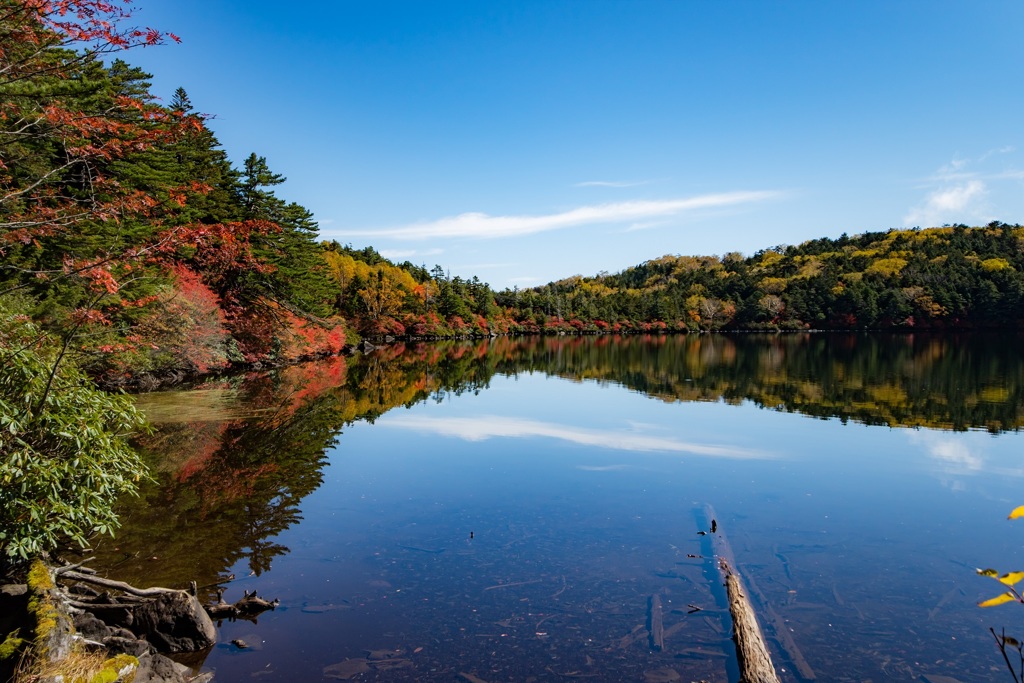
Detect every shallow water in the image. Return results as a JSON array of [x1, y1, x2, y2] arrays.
[[92, 333, 1024, 682]]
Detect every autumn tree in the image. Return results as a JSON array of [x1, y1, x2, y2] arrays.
[[698, 297, 725, 330], [759, 294, 785, 320], [0, 0, 182, 250], [358, 269, 404, 321], [0, 0, 177, 562]]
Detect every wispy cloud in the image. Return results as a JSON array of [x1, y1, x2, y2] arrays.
[[930, 148, 1015, 181], [978, 146, 1016, 163], [624, 220, 671, 233], [335, 191, 781, 241], [904, 180, 987, 226], [379, 249, 417, 259], [380, 415, 771, 459], [378, 247, 444, 260], [575, 180, 651, 188]]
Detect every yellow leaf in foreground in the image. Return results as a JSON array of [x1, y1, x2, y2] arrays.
[[1008, 506, 1024, 520], [1000, 572, 1024, 586], [979, 592, 1017, 608]]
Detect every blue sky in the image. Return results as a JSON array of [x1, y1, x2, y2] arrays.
[[123, 1, 1024, 289]]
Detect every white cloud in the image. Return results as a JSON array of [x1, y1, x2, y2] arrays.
[[335, 191, 781, 241], [904, 180, 987, 226], [378, 247, 444, 261], [379, 249, 417, 259], [978, 146, 1015, 162], [379, 415, 771, 459], [930, 148, 1015, 182], [624, 220, 670, 232], [906, 148, 1024, 226]]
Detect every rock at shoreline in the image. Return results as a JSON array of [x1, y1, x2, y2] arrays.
[[135, 651, 211, 683], [129, 591, 217, 653]]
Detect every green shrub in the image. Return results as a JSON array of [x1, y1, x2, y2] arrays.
[[0, 299, 148, 560]]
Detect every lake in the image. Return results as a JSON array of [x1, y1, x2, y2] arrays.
[[90, 333, 1024, 682]]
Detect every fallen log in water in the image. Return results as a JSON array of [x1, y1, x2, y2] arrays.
[[721, 561, 780, 683], [701, 505, 781, 683], [206, 587, 280, 620], [648, 594, 664, 650], [702, 505, 817, 681]]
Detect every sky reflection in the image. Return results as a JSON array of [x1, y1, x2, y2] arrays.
[[379, 414, 772, 459], [908, 429, 1024, 485]]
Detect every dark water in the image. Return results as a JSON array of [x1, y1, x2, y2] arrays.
[[91, 333, 1024, 682]]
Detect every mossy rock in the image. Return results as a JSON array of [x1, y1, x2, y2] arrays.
[[26, 560, 54, 593], [26, 560, 73, 662], [89, 653, 139, 683], [0, 629, 24, 659]]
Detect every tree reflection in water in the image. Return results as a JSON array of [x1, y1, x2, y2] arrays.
[[89, 333, 1024, 595]]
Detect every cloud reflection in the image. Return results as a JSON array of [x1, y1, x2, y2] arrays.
[[380, 415, 769, 459], [908, 430, 1024, 496], [909, 430, 984, 473]]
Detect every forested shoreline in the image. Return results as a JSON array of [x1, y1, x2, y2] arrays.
[[336, 221, 1024, 341], [2, 1, 1024, 394], [2, 0, 1023, 391]]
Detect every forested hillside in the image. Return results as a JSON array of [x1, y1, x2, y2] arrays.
[[498, 224, 1024, 333]]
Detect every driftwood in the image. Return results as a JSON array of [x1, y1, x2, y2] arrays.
[[60, 566, 259, 616], [721, 561, 780, 683], [702, 505, 816, 681], [60, 570, 182, 598], [615, 624, 647, 650], [53, 567, 217, 654], [648, 594, 664, 651], [702, 505, 781, 683], [206, 588, 279, 620]]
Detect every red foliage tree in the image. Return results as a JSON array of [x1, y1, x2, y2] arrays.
[[136, 264, 232, 374], [1, 0, 183, 249], [275, 306, 346, 363]]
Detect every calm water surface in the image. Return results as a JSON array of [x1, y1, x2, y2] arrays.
[[94, 334, 1024, 682]]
